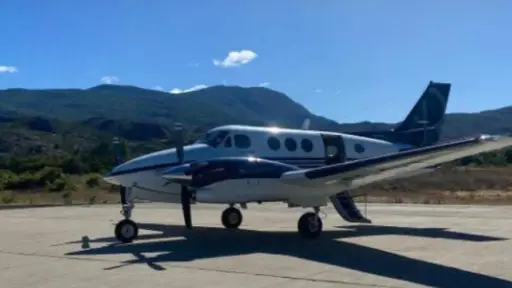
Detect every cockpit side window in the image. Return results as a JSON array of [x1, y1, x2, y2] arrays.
[[197, 130, 229, 148], [234, 134, 251, 149], [224, 136, 232, 148]]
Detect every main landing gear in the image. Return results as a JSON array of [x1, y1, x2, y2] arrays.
[[297, 207, 323, 239], [115, 202, 139, 243], [221, 206, 243, 229], [113, 200, 321, 242]]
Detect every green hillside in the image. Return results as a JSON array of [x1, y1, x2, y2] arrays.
[[2, 84, 512, 140], [0, 84, 511, 203]]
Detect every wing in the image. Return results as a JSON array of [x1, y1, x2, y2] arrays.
[[280, 135, 512, 189]]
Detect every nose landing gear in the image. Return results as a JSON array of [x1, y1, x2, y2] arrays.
[[114, 190, 139, 243]]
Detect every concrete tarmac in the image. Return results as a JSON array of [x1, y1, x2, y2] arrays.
[[1, 203, 511, 288]]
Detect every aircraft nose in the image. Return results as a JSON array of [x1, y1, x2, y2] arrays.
[[103, 163, 126, 185], [103, 148, 182, 185], [103, 143, 210, 186]]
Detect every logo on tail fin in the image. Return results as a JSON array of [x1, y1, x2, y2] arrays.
[[421, 86, 448, 127], [399, 83, 449, 132]]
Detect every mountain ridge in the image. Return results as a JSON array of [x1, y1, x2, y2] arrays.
[[1, 84, 511, 144]]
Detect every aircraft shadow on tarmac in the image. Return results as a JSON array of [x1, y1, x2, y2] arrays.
[[64, 224, 511, 288]]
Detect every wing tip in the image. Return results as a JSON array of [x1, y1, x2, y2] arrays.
[[475, 134, 512, 144]]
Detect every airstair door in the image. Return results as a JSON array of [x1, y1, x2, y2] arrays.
[[320, 134, 346, 165]]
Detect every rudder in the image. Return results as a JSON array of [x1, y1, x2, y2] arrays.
[[351, 81, 451, 147]]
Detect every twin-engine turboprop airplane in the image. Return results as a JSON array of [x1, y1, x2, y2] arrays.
[[103, 81, 512, 242]]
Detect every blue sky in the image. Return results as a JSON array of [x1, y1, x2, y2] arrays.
[[1, 1, 511, 124]]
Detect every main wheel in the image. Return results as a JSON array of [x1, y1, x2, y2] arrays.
[[221, 207, 243, 229], [297, 212, 323, 238], [114, 219, 139, 243]]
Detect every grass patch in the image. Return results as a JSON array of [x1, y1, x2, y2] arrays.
[[1, 166, 512, 206]]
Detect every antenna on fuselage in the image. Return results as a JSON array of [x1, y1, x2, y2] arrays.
[[301, 118, 311, 130]]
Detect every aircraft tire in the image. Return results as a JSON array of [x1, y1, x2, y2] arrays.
[[297, 212, 322, 238], [221, 207, 243, 229], [114, 219, 139, 243]]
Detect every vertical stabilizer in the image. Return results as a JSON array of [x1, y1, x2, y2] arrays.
[[352, 81, 451, 147]]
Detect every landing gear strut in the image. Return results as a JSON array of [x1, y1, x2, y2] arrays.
[[297, 207, 323, 238], [114, 188, 139, 243], [221, 206, 243, 229]]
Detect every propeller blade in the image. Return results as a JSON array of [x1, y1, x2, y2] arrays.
[[119, 186, 127, 205], [112, 137, 126, 203], [174, 123, 184, 164], [172, 124, 192, 229], [112, 137, 123, 165], [181, 186, 192, 229]]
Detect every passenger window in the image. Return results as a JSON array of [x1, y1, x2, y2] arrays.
[[234, 134, 251, 149], [326, 145, 338, 157], [267, 136, 281, 151], [284, 138, 297, 151], [224, 137, 232, 148], [301, 139, 313, 153]]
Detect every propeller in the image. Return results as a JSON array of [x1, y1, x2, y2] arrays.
[[173, 123, 193, 229], [111, 137, 127, 205]]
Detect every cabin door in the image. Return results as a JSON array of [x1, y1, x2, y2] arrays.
[[320, 134, 346, 165]]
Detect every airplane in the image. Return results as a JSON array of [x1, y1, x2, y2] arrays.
[[102, 81, 512, 242]]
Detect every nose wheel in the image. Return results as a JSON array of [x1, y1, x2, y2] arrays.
[[115, 219, 139, 243], [298, 210, 323, 238], [114, 201, 138, 243], [221, 207, 243, 229]]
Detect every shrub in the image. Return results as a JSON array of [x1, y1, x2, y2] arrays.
[[85, 174, 101, 188]]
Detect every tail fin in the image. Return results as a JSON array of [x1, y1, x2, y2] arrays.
[[353, 81, 451, 147]]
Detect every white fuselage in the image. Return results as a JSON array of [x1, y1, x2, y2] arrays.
[[105, 125, 413, 204]]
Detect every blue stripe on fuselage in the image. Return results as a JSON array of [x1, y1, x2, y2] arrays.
[[107, 156, 360, 177]]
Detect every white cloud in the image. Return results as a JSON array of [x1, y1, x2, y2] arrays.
[[169, 84, 208, 94], [315, 88, 322, 93], [258, 82, 270, 87], [213, 50, 258, 67], [0, 66, 18, 73], [100, 76, 120, 84], [152, 85, 164, 91]]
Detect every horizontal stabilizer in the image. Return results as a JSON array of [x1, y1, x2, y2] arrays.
[[330, 191, 371, 223]]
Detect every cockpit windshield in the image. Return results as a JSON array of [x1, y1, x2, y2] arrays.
[[195, 130, 229, 148]]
